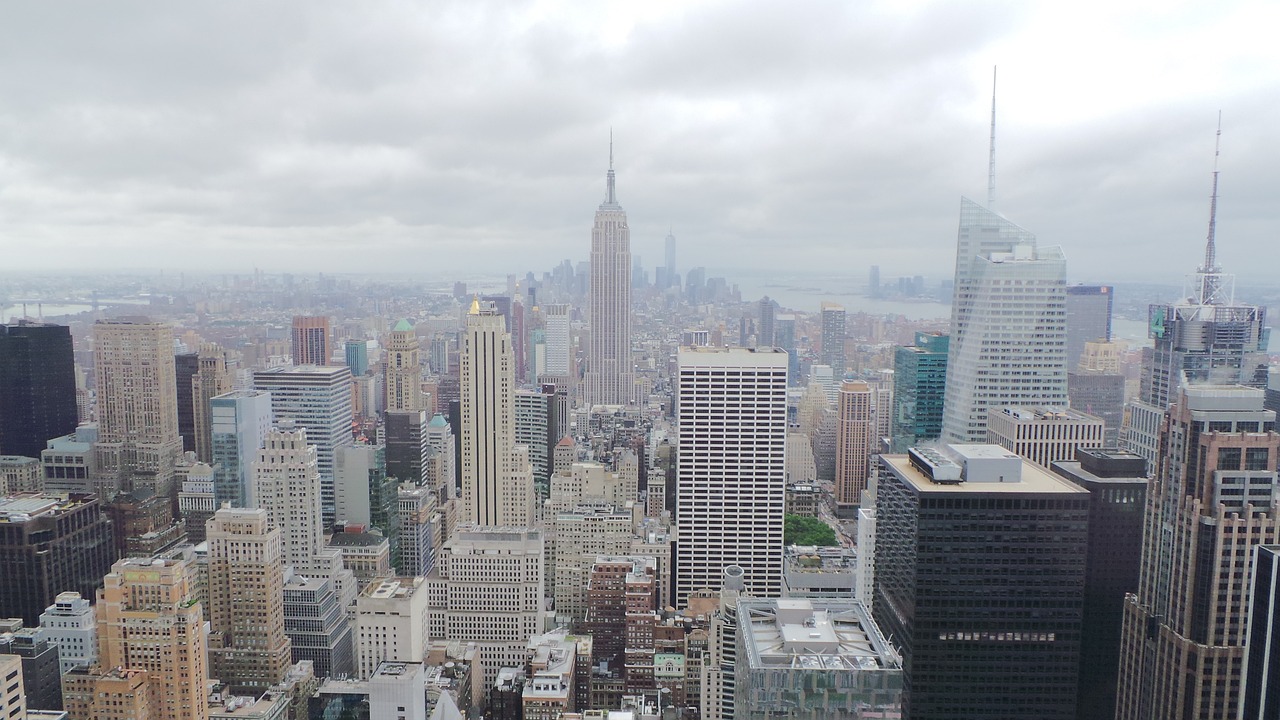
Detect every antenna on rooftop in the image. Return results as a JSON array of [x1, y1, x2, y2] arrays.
[[987, 66, 997, 209]]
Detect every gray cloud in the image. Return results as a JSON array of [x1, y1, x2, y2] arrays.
[[0, 0, 1275, 284]]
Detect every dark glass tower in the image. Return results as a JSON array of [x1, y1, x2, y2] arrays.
[[0, 322, 78, 459], [890, 332, 949, 452], [174, 351, 199, 454], [1242, 545, 1280, 719]]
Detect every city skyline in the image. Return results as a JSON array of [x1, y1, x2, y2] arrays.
[[0, 3, 1277, 281]]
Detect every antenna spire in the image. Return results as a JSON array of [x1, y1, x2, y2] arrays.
[[987, 66, 997, 209], [1198, 112, 1224, 305], [604, 128, 618, 206]]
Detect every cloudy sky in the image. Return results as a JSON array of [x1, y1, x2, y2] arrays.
[[0, 0, 1276, 283]]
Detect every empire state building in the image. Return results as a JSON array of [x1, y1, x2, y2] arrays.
[[584, 142, 634, 407]]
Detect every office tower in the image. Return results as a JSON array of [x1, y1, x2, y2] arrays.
[[175, 460, 216, 543], [290, 316, 330, 366], [191, 344, 232, 464], [0, 322, 77, 460], [385, 409, 428, 488], [355, 577, 430, 679], [757, 297, 775, 347], [510, 296, 528, 383], [176, 352, 199, 453], [1050, 448, 1148, 720], [254, 365, 354, 529], [283, 571, 354, 680], [0, 455, 40, 494], [873, 370, 894, 447], [868, 265, 882, 298], [942, 200, 1068, 444], [541, 304, 572, 385], [93, 319, 184, 500], [896, 333, 957, 450], [397, 484, 438, 577], [675, 347, 788, 605], [1069, 340, 1126, 447], [345, 339, 369, 377], [460, 300, 534, 528], [385, 320, 424, 412], [250, 426, 344, 582], [986, 406, 1105, 469], [701, 566, 747, 720], [515, 386, 556, 488], [430, 335, 451, 376], [774, 314, 798, 383], [63, 666, 150, 720], [1065, 285, 1114, 370], [426, 528, 545, 688], [206, 507, 292, 693], [874, 446, 1090, 719], [39, 591, 97, 674], [97, 555, 209, 720], [0, 655, 22, 720], [552, 508, 634, 625], [734, 599, 902, 719], [584, 144, 634, 407], [834, 379, 873, 512], [1117, 385, 1280, 720], [0, 494, 116, 626], [664, 229, 676, 283], [582, 556, 654, 675], [41, 425, 97, 495], [424, 413, 456, 497], [334, 444, 396, 536], [1243, 545, 1280, 719], [209, 389, 273, 507], [0, 626, 62, 711], [819, 302, 846, 373]]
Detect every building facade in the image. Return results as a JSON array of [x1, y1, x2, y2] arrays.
[[584, 148, 634, 407], [290, 316, 330, 367], [0, 322, 77, 461], [891, 332, 949, 452], [834, 380, 874, 510]]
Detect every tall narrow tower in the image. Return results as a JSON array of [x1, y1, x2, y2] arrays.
[[461, 299, 534, 528], [385, 319, 424, 412], [291, 316, 330, 366], [584, 139, 634, 407]]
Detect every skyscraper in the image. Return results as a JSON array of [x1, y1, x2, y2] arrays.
[[385, 319, 424, 412], [874, 445, 1089, 719], [819, 302, 846, 373], [191, 344, 232, 464], [664, 229, 677, 284], [757, 297, 776, 348], [345, 339, 369, 377], [1242, 544, 1280, 719], [891, 332, 949, 452], [97, 555, 209, 720], [584, 142, 634, 407], [205, 506, 292, 693], [209, 389, 274, 508], [0, 322, 77, 460], [254, 365, 354, 529], [834, 379, 873, 512], [1116, 385, 1280, 720], [941, 199, 1068, 444], [291, 315, 330, 366], [675, 346, 788, 605], [460, 299, 534, 528], [1064, 285, 1114, 371], [92, 319, 184, 500]]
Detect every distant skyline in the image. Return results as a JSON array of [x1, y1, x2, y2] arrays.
[[1, 1, 1278, 281]]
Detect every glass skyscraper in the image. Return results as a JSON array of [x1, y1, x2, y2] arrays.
[[891, 331, 949, 452]]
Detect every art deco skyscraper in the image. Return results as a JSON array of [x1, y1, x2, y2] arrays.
[[461, 299, 534, 528], [834, 379, 874, 512], [941, 199, 1068, 444], [205, 506, 292, 693], [675, 346, 788, 606], [0, 322, 78, 459], [92, 319, 184, 499], [1116, 385, 1280, 720], [385, 319, 424, 412], [191, 343, 232, 464], [584, 143, 634, 407], [97, 555, 208, 720], [291, 315, 330, 366]]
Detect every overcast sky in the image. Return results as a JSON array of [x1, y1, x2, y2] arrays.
[[1, 0, 1276, 283]]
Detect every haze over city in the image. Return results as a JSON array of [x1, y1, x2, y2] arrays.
[[1, 0, 1278, 281]]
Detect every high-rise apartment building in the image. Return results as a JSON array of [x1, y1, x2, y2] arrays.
[[460, 300, 534, 528], [942, 200, 1068, 444], [1117, 385, 1280, 720], [891, 332, 949, 452], [675, 346, 788, 605], [584, 146, 634, 407], [254, 365, 354, 528], [385, 320, 424, 412], [93, 319, 184, 500], [0, 322, 77, 460], [819, 302, 846, 373], [97, 555, 209, 720], [291, 316, 330, 366], [354, 577, 430, 679], [205, 507, 292, 693], [0, 494, 116, 626], [209, 389, 273, 508], [515, 386, 556, 487], [251, 426, 339, 576], [834, 379, 873, 511], [874, 446, 1089, 719], [1065, 285, 1114, 371], [1051, 448, 1148, 720], [986, 405, 1105, 469]]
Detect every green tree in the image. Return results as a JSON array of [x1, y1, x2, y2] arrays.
[[784, 514, 838, 546]]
